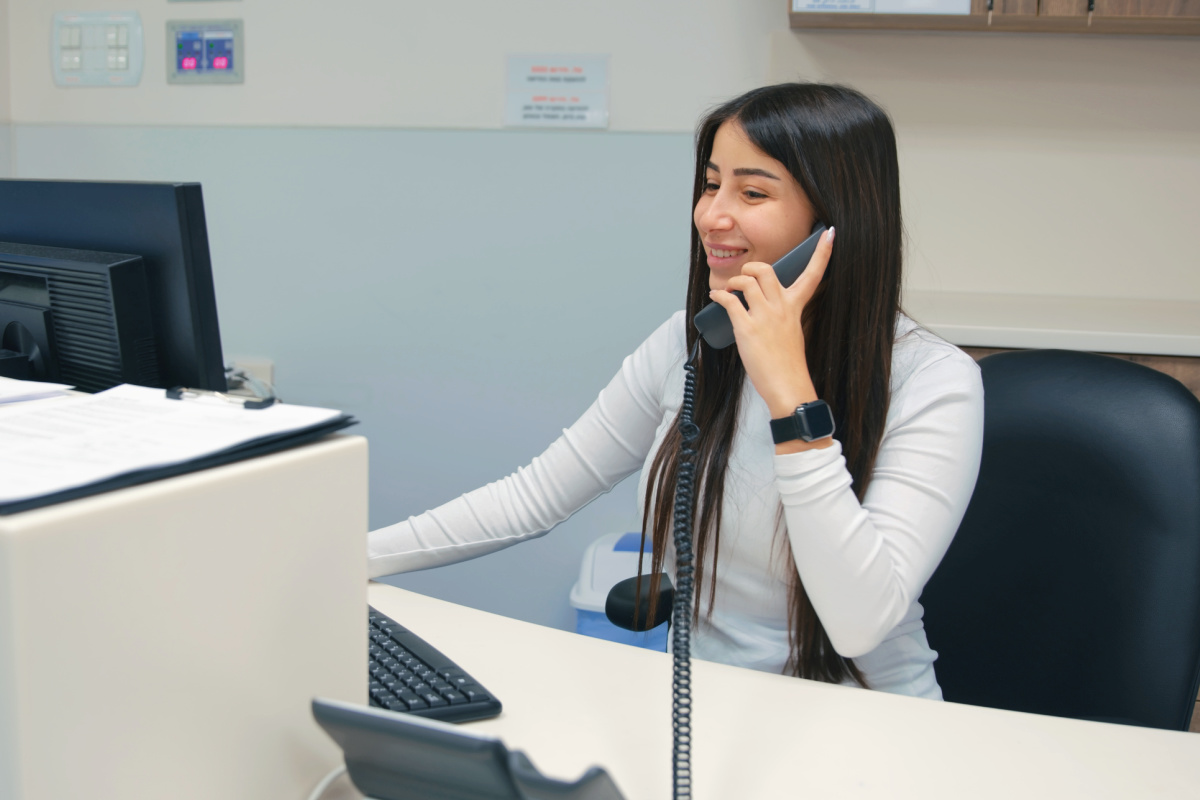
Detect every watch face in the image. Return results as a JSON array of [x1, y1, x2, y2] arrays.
[[803, 401, 836, 440]]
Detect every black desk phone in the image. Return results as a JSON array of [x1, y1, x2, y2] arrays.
[[693, 223, 829, 350]]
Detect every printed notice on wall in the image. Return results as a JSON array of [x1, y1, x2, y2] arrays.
[[505, 54, 609, 129], [792, 0, 872, 12], [873, 0, 970, 14], [792, 0, 969, 11]]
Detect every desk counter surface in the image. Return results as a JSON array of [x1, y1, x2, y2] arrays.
[[367, 583, 1200, 800]]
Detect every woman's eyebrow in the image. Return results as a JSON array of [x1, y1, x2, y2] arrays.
[[733, 167, 780, 180], [704, 161, 780, 181]]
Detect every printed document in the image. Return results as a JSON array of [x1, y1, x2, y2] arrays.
[[0, 384, 345, 505], [0, 376, 74, 405]]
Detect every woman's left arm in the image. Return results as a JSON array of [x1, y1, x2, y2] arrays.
[[774, 351, 984, 658]]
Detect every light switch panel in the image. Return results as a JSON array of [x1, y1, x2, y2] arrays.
[[52, 12, 144, 87]]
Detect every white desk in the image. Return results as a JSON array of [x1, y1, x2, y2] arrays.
[[366, 583, 1200, 800], [0, 436, 368, 800]]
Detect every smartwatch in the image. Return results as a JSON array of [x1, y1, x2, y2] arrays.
[[770, 400, 836, 444]]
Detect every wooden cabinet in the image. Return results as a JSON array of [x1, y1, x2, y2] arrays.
[[789, 0, 1200, 33], [1041, 0, 1200, 18]]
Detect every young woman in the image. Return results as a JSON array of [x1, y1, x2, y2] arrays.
[[368, 83, 984, 699]]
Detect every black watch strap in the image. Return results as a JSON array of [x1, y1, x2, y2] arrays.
[[770, 400, 836, 444]]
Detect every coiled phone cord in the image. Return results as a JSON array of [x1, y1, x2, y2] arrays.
[[671, 338, 702, 800]]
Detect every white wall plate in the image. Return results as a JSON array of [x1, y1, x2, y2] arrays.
[[51, 12, 144, 88]]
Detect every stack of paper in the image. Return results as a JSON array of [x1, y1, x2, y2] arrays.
[[0, 383, 355, 514], [0, 376, 74, 405]]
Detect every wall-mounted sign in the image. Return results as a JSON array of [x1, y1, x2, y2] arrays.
[[873, 0, 970, 14], [792, 0, 970, 12], [505, 55, 609, 129], [792, 0, 873, 13]]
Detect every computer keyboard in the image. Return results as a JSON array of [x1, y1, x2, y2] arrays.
[[368, 606, 502, 723]]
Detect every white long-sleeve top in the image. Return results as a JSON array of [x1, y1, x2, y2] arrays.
[[369, 311, 984, 698]]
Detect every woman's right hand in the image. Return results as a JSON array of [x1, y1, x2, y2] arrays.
[[707, 227, 836, 450]]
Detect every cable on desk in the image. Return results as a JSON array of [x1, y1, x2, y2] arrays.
[[224, 364, 278, 405], [670, 338, 701, 800], [305, 763, 348, 800]]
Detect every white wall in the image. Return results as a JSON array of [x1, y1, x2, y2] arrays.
[[0, 0, 8, 119], [10, 2, 1198, 300], [0, 0, 10, 176], [6, 2, 1200, 630], [12, 123, 693, 631], [9, 0, 781, 131], [770, 30, 1200, 303]]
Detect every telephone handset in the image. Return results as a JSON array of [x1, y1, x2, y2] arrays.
[[692, 222, 829, 350]]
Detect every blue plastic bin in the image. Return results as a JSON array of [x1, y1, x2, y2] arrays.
[[568, 532, 668, 651]]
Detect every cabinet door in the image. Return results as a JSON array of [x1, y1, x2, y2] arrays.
[[973, 0, 1040, 15], [1041, 0, 1200, 16], [1039, 0, 1087, 15]]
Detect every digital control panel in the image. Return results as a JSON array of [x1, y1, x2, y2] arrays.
[[51, 12, 144, 87], [166, 20, 244, 84]]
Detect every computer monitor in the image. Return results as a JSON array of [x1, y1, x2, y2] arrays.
[[0, 179, 226, 392], [0, 242, 161, 392]]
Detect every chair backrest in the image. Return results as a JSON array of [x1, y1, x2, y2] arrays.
[[921, 349, 1200, 730]]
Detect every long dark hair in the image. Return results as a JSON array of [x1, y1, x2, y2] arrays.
[[642, 83, 902, 685]]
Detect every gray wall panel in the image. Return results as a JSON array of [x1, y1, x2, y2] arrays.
[[0, 125, 10, 177], [13, 124, 694, 630]]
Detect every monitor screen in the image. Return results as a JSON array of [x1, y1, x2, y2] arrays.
[[0, 179, 226, 392]]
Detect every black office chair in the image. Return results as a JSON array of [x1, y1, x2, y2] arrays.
[[921, 349, 1200, 731]]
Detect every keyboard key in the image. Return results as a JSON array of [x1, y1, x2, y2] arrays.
[[422, 691, 448, 708], [442, 690, 467, 705]]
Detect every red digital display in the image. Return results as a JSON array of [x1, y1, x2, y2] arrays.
[[213, 56, 228, 70], [182, 57, 198, 70]]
